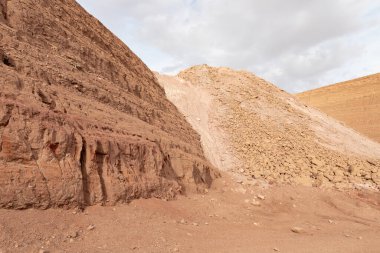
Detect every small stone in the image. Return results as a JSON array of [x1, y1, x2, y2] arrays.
[[291, 227, 304, 234], [328, 219, 334, 224], [67, 231, 78, 238], [257, 194, 265, 200], [192, 222, 199, 226], [180, 219, 186, 224], [173, 247, 179, 252], [357, 236, 363, 240], [39, 250, 49, 253], [273, 247, 280, 251], [344, 234, 350, 238], [251, 200, 261, 206], [311, 158, 324, 167], [69, 238, 74, 243], [204, 222, 209, 225], [239, 168, 245, 173], [87, 224, 95, 231]]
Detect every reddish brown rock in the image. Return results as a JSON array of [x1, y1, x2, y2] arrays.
[[0, 0, 218, 209]]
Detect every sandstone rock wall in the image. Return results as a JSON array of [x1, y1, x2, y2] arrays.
[[0, 0, 218, 209]]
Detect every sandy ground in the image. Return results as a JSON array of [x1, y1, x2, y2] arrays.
[[1, 174, 379, 253]]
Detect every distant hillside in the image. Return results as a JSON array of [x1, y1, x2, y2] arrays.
[[297, 73, 380, 143]]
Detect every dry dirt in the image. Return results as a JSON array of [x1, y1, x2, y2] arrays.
[[297, 73, 380, 143], [1, 176, 380, 253], [157, 66, 380, 190]]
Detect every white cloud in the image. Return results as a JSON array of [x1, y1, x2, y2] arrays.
[[77, 0, 380, 93]]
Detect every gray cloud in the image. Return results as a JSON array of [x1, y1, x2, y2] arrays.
[[77, 0, 380, 93]]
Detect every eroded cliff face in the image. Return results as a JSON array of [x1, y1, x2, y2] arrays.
[[0, 0, 218, 209]]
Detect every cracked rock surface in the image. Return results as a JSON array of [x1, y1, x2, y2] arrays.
[[0, 0, 218, 209]]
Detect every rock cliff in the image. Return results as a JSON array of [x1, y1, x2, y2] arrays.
[[0, 0, 217, 209]]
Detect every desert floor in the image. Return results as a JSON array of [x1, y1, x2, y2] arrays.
[[1, 174, 379, 253]]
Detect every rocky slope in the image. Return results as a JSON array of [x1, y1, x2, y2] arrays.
[[157, 66, 380, 190], [0, 0, 218, 209], [297, 73, 380, 143]]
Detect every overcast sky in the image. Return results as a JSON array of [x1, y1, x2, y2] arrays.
[[77, 0, 380, 93]]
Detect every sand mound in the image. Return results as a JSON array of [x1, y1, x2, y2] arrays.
[[0, 0, 218, 209], [157, 65, 380, 190], [297, 73, 380, 143]]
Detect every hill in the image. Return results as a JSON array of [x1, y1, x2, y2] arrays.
[[157, 66, 380, 190], [297, 73, 380, 143]]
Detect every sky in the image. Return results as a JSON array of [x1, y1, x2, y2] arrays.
[[77, 0, 380, 93]]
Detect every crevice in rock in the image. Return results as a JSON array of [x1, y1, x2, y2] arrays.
[[0, 105, 13, 127], [79, 137, 90, 206], [95, 150, 108, 204], [192, 166, 203, 185], [192, 165, 212, 188], [0, 0, 8, 22], [0, 113, 11, 127], [154, 141, 179, 181], [37, 89, 52, 105], [49, 142, 59, 153], [161, 155, 178, 181], [2, 54, 15, 68]]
